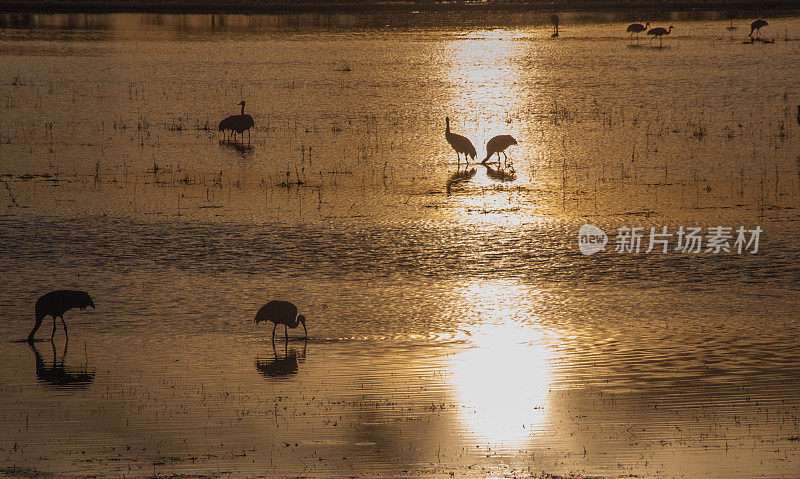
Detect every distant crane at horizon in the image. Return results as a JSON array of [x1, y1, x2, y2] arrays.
[[219, 101, 254, 143], [550, 14, 560, 38], [482, 135, 518, 167], [255, 300, 308, 342], [647, 25, 674, 48], [445, 117, 476, 169], [726, 10, 738, 30], [626, 22, 649, 43], [749, 19, 768, 38]]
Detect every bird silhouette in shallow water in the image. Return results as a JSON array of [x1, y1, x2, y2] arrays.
[[726, 11, 738, 30], [28, 290, 95, 343], [255, 300, 308, 341], [219, 101, 254, 143], [626, 22, 649, 43], [550, 14, 560, 37], [482, 135, 517, 167], [749, 19, 768, 38], [30, 341, 94, 388], [445, 117, 476, 169], [647, 25, 674, 48]]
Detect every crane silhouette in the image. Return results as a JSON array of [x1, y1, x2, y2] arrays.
[[647, 25, 674, 48], [726, 10, 738, 30], [550, 14, 560, 38], [27, 290, 95, 343], [482, 135, 518, 167], [255, 300, 308, 341], [219, 101, 254, 143], [626, 22, 649, 43], [445, 117, 476, 169], [749, 19, 768, 38]]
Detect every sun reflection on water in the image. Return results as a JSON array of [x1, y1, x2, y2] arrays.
[[447, 280, 553, 448]]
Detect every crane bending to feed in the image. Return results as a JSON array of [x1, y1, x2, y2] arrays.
[[28, 290, 95, 342], [749, 19, 768, 38], [626, 22, 649, 43], [255, 300, 308, 341], [482, 135, 518, 166]]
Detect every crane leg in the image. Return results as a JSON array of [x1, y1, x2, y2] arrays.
[[51, 316, 57, 341], [272, 323, 276, 341], [61, 316, 68, 341], [285, 324, 288, 339]]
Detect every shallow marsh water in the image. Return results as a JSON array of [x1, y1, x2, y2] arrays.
[[1, 10, 800, 478]]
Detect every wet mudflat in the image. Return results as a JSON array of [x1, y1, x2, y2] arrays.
[[1, 10, 800, 479]]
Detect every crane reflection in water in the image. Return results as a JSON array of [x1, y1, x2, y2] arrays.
[[255, 338, 307, 378], [29, 340, 94, 389]]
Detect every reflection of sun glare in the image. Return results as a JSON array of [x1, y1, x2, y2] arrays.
[[448, 280, 553, 448], [445, 30, 526, 135]]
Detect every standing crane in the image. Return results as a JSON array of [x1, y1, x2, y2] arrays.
[[445, 117, 476, 169], [550, 14, 560, 38], [647, 25, 674, 48]]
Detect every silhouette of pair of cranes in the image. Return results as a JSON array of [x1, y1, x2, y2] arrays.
[[445, 117, 517, 170], [218, 101, 254, 144], [625, 22, 674, 48], [27, 291, 308, 343]]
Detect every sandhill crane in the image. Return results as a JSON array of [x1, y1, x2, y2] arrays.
[[28, 290, 95, 342], [445, 117, 476, 169], [749, 19, 768, 38], [482, 135, 518, 167], [726, 10, 738, 30], [626, 22, 649, 43], [648, 25, 674, 48], [219, 101, 254, 143], [255, 300, 308, 341], [550, 14, 560, 37]]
